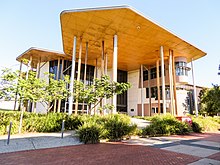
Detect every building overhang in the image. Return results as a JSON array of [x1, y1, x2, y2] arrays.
[[60, 5, 206, 71], [16, 47, 69, 68]]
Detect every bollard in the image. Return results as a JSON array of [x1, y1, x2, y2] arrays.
[[61, 120, 65, 139], [7, 121, 12, 145]]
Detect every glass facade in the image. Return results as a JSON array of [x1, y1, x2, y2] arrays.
[[175, 61, 189, 76], [49, 60, 95, 113], [50, 60, 128, 113], [146, 86, 170, 100], [143, 66, 163, 81], [50, 59, 95, 85], [117, 70, 128, 113]]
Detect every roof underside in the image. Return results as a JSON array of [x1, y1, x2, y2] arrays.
[[16, 48, 68, 68], [60, 6, 206, 71]]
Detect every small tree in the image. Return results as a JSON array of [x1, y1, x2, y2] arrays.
[[0, 68, 70, 133], [74, 75, 131, 114], [200, 84, 220, 116], [42, 73, 70, 112]]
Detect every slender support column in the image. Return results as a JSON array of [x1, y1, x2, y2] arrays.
[[160, 46, 166, 114], [36, 61, 40, 78], [169, 50, 174, 115], [84, 42, 88, 85], [172, 55, 178, 115], [103, 53, 108, 115], [105, 53, 108, 74], [148, 67, 151, 116], [26, 56, 32, 79], [14, 61, 23, 110], [27, 56, 32, 112], [99, 41, 105, 114], [32, 59, 41, 113], [156, 60, 161, 114], [95, 58, 98, 78], [56, 58, 60, 80], [75, 37, 83, 115], [68, 36, 77, 115], [82, 42, 88, 114], [112, 34, 118, 114], [57, 59, 64, 113], [93, 58, 98, 115], [101, 40, 105, 76], [140, 64, 144, 117], [191, 59, 198, 117], [54, 57, 60, 113], [61, 59, 64, 79]]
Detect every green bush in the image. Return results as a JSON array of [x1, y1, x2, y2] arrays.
[[191, 122, 202, 133], [77, 121, 106, 144], [0, 110, 21, 135], [191, 116, 220, 132], [142, 114, 192, 137], [77, 114, 137, 143], [104, 114, 137, 140], [0, 110, 89, 135]]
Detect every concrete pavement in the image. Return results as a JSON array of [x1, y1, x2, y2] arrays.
[[0, 131, 82, 154]]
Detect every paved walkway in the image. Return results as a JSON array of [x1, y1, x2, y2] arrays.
[[0, 132, 219, 165], [131, 118, 151, 129], [0, 131, 82, 154]]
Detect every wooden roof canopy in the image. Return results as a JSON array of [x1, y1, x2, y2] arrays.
[[60, 5, 206, 71], [16, 47, 69, 68]]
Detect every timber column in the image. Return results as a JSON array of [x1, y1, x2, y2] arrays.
[[160, 46, 166, 114], [191, 59, 198, 117], [112, 34, 118, 113], [68, 36, 77, 115]]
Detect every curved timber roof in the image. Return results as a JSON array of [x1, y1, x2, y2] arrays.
[[16, 47, 69, 68], [60, 5, 206, 71]]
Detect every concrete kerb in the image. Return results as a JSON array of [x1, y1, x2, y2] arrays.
[[0, 131, 82, 154]]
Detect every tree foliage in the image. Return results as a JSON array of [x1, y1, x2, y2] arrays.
[[0, 68, 70, 112], [73, 75, 131, 113], [199, 84, 220, 116]]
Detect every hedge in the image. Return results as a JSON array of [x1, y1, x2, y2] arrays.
[[0, 110, 83, 135], [141, 114, 192, 137], [0, 111, 137, 144]]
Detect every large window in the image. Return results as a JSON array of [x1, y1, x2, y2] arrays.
[[175, 61, 189, 76], [50, 60, 95, 85], [146, 86, 170, 99], [143, 66, 163, 81], [117, 70, 128, 113]]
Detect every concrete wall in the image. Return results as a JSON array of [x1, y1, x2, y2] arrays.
[[0, 100, 18, 110], [176, 89, 188, 116], [36, 62, 49, 113], [127, 70, 141, 116]]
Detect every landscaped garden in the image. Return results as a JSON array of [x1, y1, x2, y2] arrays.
[[0, 66, 220, 144], [1, 109, 219, 144]]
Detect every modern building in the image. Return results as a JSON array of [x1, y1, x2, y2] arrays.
[[14, 6, 206, 116]]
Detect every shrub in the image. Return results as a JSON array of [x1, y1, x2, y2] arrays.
[[191, 122, 202, 133], [0, 110, 90, 135], [191, 116, 220, 132], [77, 114, 137, 143], [63, 114, 84, 130], [104, 114, 137, 140], [77, 121, 106, 144], [142, 114, 192, 137], [0, 110, 20, 135]]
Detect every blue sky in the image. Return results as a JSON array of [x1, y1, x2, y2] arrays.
[[1, 0, 220, 87]]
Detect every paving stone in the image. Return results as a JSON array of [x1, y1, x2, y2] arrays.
[[188, 158, 220, 165], [191, 140, 220, 148], [162, 144, 219, 157], [208, 152, 220, 161], [0, 143, 200, 165]]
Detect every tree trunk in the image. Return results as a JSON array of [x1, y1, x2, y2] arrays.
[[18, 103, 25, 134]]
